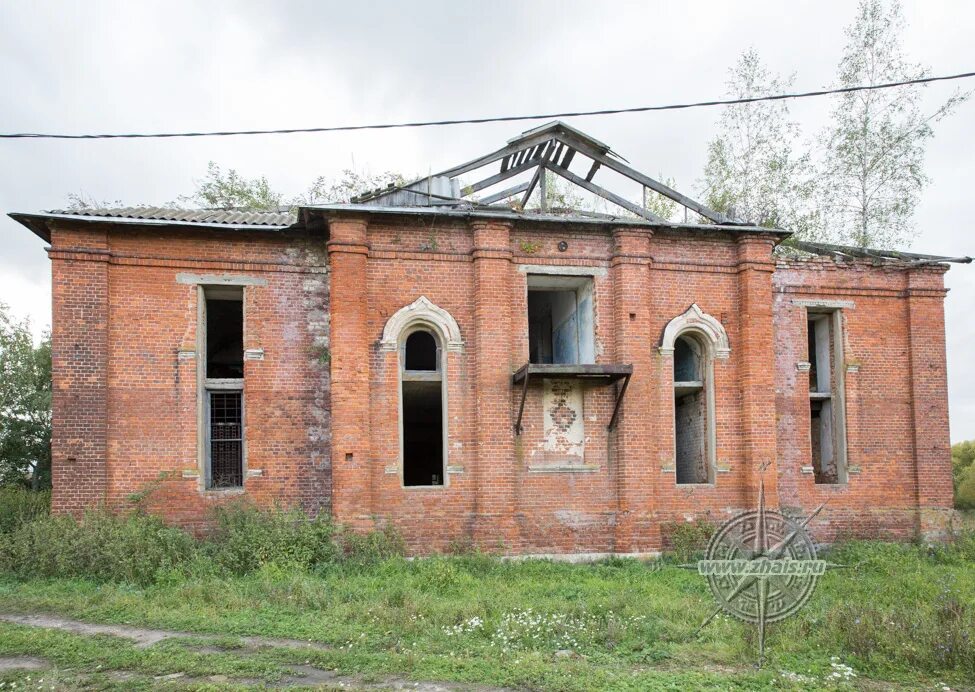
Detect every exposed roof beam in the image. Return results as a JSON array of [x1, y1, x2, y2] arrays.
[[585, 160, 600, 182], [555, 131, 732, 224], [460, 157, 540, 196], [479, 181, 531, 205], [434, 130, 557, 179], [561, 147, 576, 169], [545, 163, 665, 223], [520, 166, 543, 208]]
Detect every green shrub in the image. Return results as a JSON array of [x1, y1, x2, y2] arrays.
[[661, 520, 715, 563], [335, 521, 406, 566], [203, 502, 338, 575], [0, 487, 50, 533], [0, 510, 195, 586], [0, 498, 406, 584]]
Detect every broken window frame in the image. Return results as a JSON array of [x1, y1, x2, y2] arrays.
[[398, 324, 448, 488], [526, 274, 596, 365], [198, 285, 246, 490], [671, 330, 717, 485], [806, 309, 848, 484]]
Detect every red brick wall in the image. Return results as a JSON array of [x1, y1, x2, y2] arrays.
[[773, 257, 954, 542], [45, 216, 956, 550], [48, 223, 331, 529]]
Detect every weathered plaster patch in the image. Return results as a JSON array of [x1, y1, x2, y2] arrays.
[[540, 379, 585, 462]]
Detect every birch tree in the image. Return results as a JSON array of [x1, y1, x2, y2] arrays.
[[700, 49, 817, 235], [818, 0, 968, 248]]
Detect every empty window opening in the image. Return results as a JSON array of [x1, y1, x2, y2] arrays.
[[206, 297, 243, 378], [401, 328, 444, 487], [807, 311, 846, 484], [404, 330, 438, 371], [527, 275, 594, 365], [674, 335, 709, 484], [203, 287, 244, 489]]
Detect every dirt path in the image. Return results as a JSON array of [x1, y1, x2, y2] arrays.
[[0, 612, 511, 690], [0, 612, 331, 651]]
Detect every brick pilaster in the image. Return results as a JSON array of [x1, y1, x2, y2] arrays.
[[48, 225, 110, 515], [470, 220, 520, 550], [736, 234, 779, 507], [327, 216, 372, 528], [611, 227, 657, 551], [906, 268, 953, 540]]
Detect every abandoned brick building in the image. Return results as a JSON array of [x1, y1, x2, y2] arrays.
[[11, 122, 969, 554]]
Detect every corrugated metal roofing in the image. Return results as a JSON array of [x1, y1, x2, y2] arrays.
[[47, 206, 297, 227]]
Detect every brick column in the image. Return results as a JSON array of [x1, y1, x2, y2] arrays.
[[48, 225, 110, 516], [735, 234, 779, 507], [906, 267, 953, 540], [611, 227, 657, 552], [470, 220, 520, 550], [327, 216, 372, 529]]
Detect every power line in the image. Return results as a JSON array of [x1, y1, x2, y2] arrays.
[[3, 70, 973, 141]]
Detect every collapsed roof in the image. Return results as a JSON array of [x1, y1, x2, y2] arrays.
[[7, 121, 971, 266]]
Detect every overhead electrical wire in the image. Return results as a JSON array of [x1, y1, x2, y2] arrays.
[[1, 70, 973, 141]]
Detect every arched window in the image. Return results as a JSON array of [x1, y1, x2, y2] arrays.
[[673, 333, 711, 484], [660, 304, 728, 486], [400, 327, 445, 486]]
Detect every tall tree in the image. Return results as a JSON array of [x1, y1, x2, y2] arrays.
[[0, 303, 51, 490], [818, 0, 968, 248], [700, 49, 817, 235]]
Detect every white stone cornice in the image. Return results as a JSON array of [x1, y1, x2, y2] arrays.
[[659, 303, 731, 359], [380, 296, 463, 352]]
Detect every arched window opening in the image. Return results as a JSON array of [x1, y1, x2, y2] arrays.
[[401, 328, 445, 486], [405, 330, 438, 371], [674, 334, 710, 485]]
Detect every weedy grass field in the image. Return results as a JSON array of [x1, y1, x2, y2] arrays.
[[0, 493, 972, 690]]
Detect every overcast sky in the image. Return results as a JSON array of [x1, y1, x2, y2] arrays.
[[1, 0, 972, 441]]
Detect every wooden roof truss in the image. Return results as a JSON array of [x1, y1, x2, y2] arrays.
[[356, 121, 738, 225]]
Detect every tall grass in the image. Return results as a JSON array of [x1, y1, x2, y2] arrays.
[[0, 487, 50, 533], [0, 500, 406, 586]]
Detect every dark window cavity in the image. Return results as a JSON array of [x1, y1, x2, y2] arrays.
[[807, 311, 847, 484], [402, 329, 444, 487], [527, 275, 595, 365], [206, 298, 243, 378], [674, 334, 709, 484], [404, 330, 438, 371], [203, 286, 244, 489]]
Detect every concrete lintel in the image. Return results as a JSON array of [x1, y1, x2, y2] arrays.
[[792, 298, 855, 310], [527, 464, 599, 473], [517, 264, 608, 277], [176, 272, 268, 287]]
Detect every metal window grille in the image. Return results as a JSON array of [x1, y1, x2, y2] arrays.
[[208, 390, 243, 488]]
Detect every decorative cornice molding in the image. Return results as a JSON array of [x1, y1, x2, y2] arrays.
[[659, 303, 731, 359], [380, 296, 464, 352]]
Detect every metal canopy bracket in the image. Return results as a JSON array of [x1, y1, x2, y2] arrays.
[[512, 363, 633, 434]]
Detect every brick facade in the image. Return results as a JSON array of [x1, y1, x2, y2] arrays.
[[41, 213, 957, 551]]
